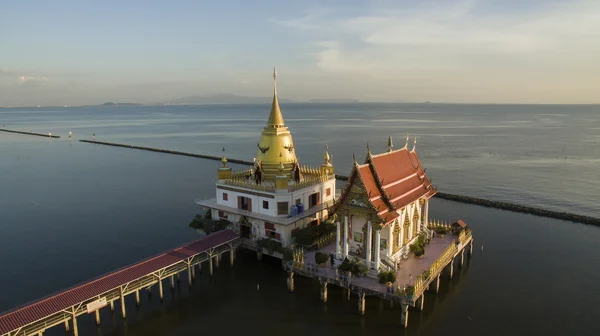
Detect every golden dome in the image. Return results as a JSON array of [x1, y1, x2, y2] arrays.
[[256, 67, 298, 180]]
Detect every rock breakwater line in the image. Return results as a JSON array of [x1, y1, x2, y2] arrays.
[[0, 128, 60, 138], [435, 192, 600, 226], [79, 140, 599, 226], [79, 140, 253, 165]]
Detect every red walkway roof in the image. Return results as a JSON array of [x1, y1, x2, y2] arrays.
[[0, 229, 238, 334]]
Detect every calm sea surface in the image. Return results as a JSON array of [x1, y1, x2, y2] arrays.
[[0, 103, 599, 335]]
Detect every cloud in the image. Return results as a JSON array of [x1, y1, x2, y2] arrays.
[[0, 68, 50, 84], [18, 75, 49, 84]]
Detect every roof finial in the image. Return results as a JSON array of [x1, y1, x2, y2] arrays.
[[278, 160, 284, 174], [324, 144, 330, 164], [353, 151, 358, 165], [367, 142, 371, 154], [413, 136, 417, 150], [221, 155, 228, 167], [387, 135, 393, 152], [405, 133, 409, 148], [273, 66, 277, 96]]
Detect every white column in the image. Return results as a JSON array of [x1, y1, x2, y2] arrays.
[[336, 221, 341, 258], [374, 229, 381, 271], [366, 221, 372, 266], [424, 199, 429, 231], [342, 216, 349, 258], [388, 223, 394, 257]]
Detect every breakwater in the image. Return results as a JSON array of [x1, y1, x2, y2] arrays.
[[435, 192, 600, 226], [79, 140, 253, 165], [0, 128, 60, 138], [79, 140, 600, 226]]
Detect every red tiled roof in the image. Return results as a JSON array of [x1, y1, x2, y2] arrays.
[[0, 230, 238, 334], [341, 147, 435, 226]]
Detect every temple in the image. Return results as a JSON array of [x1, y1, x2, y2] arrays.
[[333, 136, 437, 270], [196, 68, 336, 251]]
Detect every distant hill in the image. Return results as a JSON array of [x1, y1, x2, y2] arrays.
[[308, 98, 360, 103], [167, 94, 294, 105], [98, 102, 141, 106]]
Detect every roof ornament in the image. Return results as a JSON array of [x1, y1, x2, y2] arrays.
[[367, 142, 371, 155], [221, 146, 227, 167], [278, 160, 285, 174], [324, 144, 331, 164], [413, 137, 417, 150], [273, 66, 277, 95], [405, 134, 409, 148], [387, 135, 393, 152], [353, 151, 358, 165]]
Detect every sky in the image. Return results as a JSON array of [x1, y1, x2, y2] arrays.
[[1, 0, 599, 105]]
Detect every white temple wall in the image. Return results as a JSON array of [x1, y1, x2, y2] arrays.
[[348, 215, 367, 253]]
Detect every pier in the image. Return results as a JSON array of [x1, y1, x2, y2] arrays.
[[0, 128, 60, 138], [285, 226, 473, 328], [0, 230, 238, 336]]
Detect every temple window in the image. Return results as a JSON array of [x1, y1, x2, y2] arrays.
[[308, 192, 320, 208], [277, 202, 289, 215], [326, 188, 331, 197], [263, 200, 269, 209], [222, 193, 228, 201], [354, 232, 363, 243], [218, 211, 227, 219]]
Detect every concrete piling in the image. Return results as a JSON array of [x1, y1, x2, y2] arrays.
[[400, 304, 409, 328], [320, 282, 328, 302], [287, 272, 294, 292], [417, 294, 425, 311], [358, 292, 365, 315], [135, 290, 140, 306]]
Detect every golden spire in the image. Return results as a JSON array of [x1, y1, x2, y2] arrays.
[[324, 144, 330, 164], [221, 155, 228, 167], [387, 135, 393, 152], [267, 66, 285, 127]]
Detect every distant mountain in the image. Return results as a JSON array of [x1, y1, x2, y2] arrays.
[[98, 102, 141, 106], [167, 94, 294, 105], [308, 98, 360, 103]]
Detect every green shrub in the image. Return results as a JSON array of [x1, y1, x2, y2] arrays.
[[315, 252, 329, 264], [410, 243, 425, 257], [294, 227, 315, 246], [417, 232, 426, 245], [435, 226, 447, 235], [282, 248, 293, 261], [338, 257, 369, 276], [257, 238, 283, 254], [378, 270, 397, 284]]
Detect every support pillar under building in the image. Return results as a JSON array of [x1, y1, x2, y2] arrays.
[[449, 260, 454, 279], [434, 274, 440, 293], [287, 272, 294, 292], [191, 264, 196, 279], [416, 294, 425, 311], [170, 275, 175, 289], [215, 254, 220, 268], [72, 315, 79, 336], [187, 265, 192, 286], [209, 255, 214, 275], [320, 281, 328, 302], [120, 290, 126, 319], [95, 309, 100, 325], [110, 301, 115, 312], [469, 240, 473, 256], [158, 278, 164, 301], [64, 320, 70, 332], [230, 249, 235, 265], [358, 291, 365, 315], [400, 303, 409, 328], [135, 290, 140, 306], [460, 250, 465, 268]]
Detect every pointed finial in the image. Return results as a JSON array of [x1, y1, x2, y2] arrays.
[[413, 136, 417, 150], [324, 144, 330, 164], [273, 66, 277, 95], [353, 151, 358, 165], [367, 142, 371, 154], [405, 134, 409, 147], [278, 160, 284, 174], [387, 135, 393, 152]]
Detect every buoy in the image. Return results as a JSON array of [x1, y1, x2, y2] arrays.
[[481, 245, 484, 252], [257, 284, 260, 291]]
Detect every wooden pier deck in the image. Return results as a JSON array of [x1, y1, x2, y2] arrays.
[[286, 229, 473, 328], [0, 230, 239, 336]]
